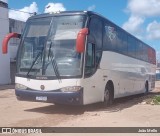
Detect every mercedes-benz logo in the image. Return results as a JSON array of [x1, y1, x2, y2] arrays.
[[40, 85, 45, 90]]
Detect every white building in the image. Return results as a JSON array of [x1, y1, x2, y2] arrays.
[[9, 19, 25, 83], [0, 0, 10, 84], [0, 0, 25, 84], [9, 18, 25, 61]]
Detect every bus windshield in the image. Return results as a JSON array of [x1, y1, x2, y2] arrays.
[[17, 15, 86, 78]]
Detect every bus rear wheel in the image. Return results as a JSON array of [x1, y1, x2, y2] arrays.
[[145, 81, 149, 93], [103, 83, 114, 106]]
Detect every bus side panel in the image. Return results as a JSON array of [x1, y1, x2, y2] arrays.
[[100, 51, 156, 98], [81, 70, 106, 105]]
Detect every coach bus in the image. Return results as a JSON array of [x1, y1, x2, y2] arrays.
[[2, 11, 156, 105]]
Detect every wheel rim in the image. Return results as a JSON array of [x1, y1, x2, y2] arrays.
[[104, 88, 109, 103], [145, 83, 148, 93]]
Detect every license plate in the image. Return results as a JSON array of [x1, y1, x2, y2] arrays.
[[36, 96, 47, 101]]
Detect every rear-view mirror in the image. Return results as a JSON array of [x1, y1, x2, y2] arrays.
[[76, 28, 88, 53], [2, 33, 21, 54]]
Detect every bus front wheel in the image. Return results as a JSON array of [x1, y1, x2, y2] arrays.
[[103, 83, 114, 106]]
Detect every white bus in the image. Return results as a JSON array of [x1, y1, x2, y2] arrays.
[[2, 11, 156, 105]]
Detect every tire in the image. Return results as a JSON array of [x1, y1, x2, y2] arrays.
[[145, 81, 149, 93], [103, 84, 113, 106]]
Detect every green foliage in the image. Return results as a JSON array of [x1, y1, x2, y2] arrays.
[[152, 95, 160, 105]]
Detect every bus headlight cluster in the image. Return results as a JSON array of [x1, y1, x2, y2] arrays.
[[60, 86, 81, 92], [15, 83, 27, 90]]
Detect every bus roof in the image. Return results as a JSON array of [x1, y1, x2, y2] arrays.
[[28, 11, 106, 20], [28, 11, 88, 19]]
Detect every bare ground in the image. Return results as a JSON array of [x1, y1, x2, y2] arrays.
[[0, 84, 160, 136]]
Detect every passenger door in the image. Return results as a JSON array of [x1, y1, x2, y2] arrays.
[[82, 16, 105, 104]]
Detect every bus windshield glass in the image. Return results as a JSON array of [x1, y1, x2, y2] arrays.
[[17, 15, 86, 77]]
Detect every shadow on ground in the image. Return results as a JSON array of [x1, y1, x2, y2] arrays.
[[0, 84, 15, 90], [25, 91, 160, 115]]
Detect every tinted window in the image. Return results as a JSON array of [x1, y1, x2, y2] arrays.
[[117, 29, 128, 55], [89, 17, 103, 50], [136, 41, 140, 60], [143, 45, 148, 62], [88, 17, 103, 68], [102, 18, 155, 64], [128, 36, 136, 57], [103, 21, 117, 51], [85, 43, 95, 74], [148, 48, 156, 64]]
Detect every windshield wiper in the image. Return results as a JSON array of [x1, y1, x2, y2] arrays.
[[47, 41, 61, 83], [26, 51, 42, 77]]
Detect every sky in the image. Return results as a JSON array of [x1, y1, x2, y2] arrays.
[[6, 0, 160, 60]]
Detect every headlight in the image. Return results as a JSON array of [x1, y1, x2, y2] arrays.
[[15, 83, 27, 90], [60, 86, 81, 92]]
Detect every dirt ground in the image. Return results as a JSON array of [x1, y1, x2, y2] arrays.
[[0, 83, 160, 136]]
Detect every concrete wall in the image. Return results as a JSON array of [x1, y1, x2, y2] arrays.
[[0, 3, 11, 84], [9, 19, 25, 61]]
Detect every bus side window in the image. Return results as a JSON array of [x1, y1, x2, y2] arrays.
[[96, 51, 102, 67], [87, 16, 103, 69], [85, 43, 95, 75]]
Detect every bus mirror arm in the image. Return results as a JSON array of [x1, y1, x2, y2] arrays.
[[2, 32, 21, 54], [76, 28, 88, 53]]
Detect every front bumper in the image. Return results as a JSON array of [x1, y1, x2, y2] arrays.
[[15, 88, 83, 105]]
